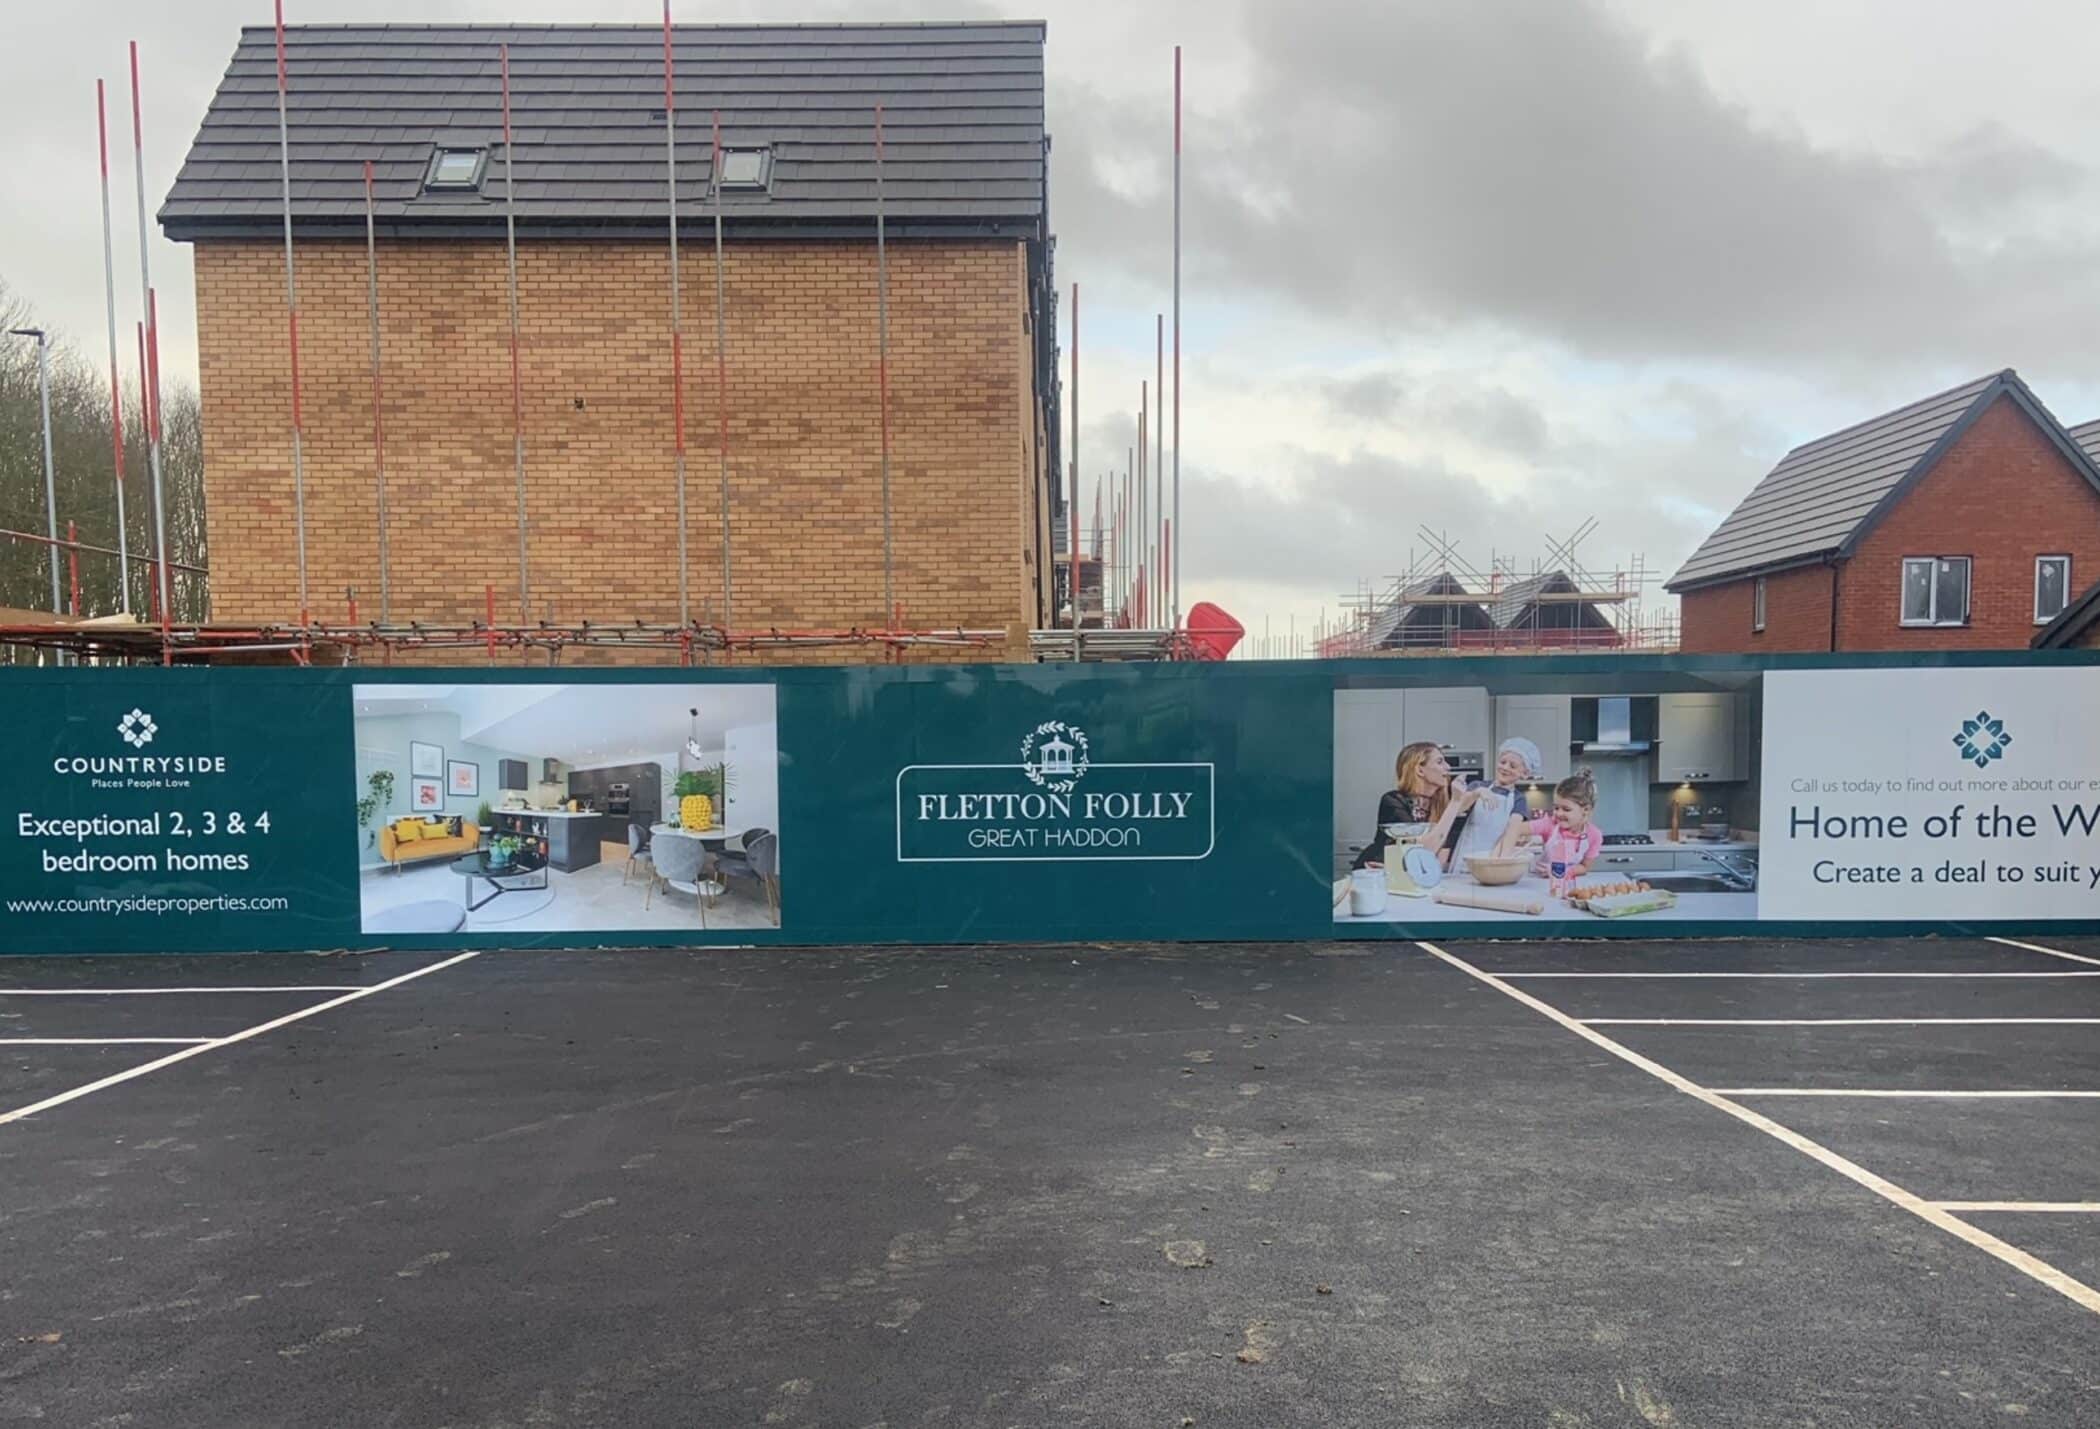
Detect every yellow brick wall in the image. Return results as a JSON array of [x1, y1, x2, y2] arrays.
[[192, 237, 1048, 663]]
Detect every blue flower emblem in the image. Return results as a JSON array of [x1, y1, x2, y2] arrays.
[[1952, 711, 2011, 769]]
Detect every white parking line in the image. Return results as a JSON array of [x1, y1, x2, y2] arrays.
[[1501, 971, 2100, 979], [1584, 1018, 2100, 1027], [0, 951, 479, 1127], [1989, 936, 2100, 969], [0, 986, 367, 996], [0, 1038, 213, 1046], [1933, 1202, 2100, 1214], [1711, 1088, 2100, 1099], [1416, 940, 2100, 1318]]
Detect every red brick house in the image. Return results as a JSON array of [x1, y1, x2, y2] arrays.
[[160, 22, 1059, 659], [1669, 371, 2100, 652]]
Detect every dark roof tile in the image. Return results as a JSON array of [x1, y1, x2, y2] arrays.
[[163, 21, 1047, 239]]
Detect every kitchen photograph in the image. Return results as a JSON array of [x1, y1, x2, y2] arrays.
[[352, 682, 781, 936], [1332, 673, 1762, 925]]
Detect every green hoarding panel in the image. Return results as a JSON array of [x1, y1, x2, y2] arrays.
[[3, 651, 2098, 954]]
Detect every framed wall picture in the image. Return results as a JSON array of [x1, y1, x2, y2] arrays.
[[447, 759, 480, 797], [410, 740, 443, 778], [410, 776, 444, 812]]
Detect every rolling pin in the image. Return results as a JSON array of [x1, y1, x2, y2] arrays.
[[1431, 885, 1546, 915]]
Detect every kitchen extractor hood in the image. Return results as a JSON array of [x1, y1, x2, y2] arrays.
[[1580, 696, 1653, 755]]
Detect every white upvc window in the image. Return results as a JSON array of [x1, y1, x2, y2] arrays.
[[1751, 576, 1767, 633], [1899, 556, 1970, 627], [2035, 555, 2071, 624]]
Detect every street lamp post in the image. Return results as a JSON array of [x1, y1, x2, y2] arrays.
[[8, 327, 62, 617]]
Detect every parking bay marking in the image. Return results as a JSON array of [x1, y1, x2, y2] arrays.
[[0, 1038, 214, 1046], [1989, 937, 2100, 969], [1416, 940, 2100, 1319], [1584, 1017, 2100, 1027], [1711, 1088, 2100, 1099], [0, 952, 479, 1127], [1502, 971, 2100, 980], [0, 986, 368, 996]]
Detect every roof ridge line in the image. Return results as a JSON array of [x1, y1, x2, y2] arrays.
[[1777, 369, 2010, 460], [237, 20, 1048, 34]]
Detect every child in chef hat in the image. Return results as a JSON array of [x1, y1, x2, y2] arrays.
[[1449, 736, 1545, 863]]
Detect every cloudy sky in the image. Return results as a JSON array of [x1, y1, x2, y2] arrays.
[[10, 0, 2100, 645]]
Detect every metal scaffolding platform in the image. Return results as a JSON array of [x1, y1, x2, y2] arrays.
[[0, 614, 1014, 666]]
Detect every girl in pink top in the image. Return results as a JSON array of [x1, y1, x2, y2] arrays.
[[1499, 767, 1602, 892]]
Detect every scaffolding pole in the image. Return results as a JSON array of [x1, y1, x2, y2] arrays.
[[1068, 281, 1079, 637], [500, 43, 529, 625], [662, 3, 688, 627], [127, 43, 170, 654], [270, 1, 309, 622], [363, 159, 390, 623], [1171, 43, 1183, 631], [95, 80, 131, 615], [712, 110, 733, 636], [1154, 312, 1164, 624], [876, 102, 895, 627]]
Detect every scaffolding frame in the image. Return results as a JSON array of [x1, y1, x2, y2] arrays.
[[5, 29, 1205, 669], [1319, 523, 1678, 658]]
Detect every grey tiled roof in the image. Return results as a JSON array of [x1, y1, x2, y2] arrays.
[[2068, 416, 2100, 468], [161, 22, 1047, 239], [1669, 371, 2040, 591], [1362, 574, 1491, 647]]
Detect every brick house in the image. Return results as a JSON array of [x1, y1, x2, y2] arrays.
[[1668, 370, 2100, 653], [160, 22, 1059, 659]]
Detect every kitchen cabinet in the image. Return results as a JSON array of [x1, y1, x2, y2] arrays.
[[1590, 847, 1678, 873], [1333, 687, 1490, 864], [1404, 687, 1491, 757], [1493, 695, 1571, 782], [498, 758, 528, 791], [1657, 693, 1740, 782], [1334, 690, 1407, 855]]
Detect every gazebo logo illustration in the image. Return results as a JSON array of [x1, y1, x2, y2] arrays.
[[1021, 720, 1091, 793]]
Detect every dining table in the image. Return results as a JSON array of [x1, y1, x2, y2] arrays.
[[649, 822, 750, 849]]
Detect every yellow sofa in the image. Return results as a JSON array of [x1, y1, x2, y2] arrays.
[[379, 817, 480, 870]]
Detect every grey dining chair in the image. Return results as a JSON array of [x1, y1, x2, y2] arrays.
[[720, 829, 779, 925], [646, 830, 719, 927], [623, 821, 655, 889]]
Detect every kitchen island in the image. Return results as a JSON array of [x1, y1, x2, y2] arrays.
[[1336, 870, 1758, 925], [487, 809, 608, 874]]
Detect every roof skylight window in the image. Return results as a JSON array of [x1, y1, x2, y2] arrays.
[[716, 148, 772, 192], [423, 147, 488, 192]]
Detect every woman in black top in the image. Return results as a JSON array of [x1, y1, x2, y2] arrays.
[[1352, 740, 1474, 869]]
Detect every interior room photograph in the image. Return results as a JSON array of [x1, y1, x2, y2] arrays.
[[352, 683, 781, 936]]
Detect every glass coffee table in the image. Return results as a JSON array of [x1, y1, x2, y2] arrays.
[[450, 851, 549, 913]]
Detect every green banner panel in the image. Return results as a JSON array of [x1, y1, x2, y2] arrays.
[[2, 651, 2096, 954]]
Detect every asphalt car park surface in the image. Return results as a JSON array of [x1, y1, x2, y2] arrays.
[[1, 936, 2095, 1427]]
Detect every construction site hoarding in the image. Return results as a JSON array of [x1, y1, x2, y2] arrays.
[[4, 652, 2098, 955]]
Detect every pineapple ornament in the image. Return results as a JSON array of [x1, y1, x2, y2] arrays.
[[681, 788, 714, 831], [675, 709, 731, 830]]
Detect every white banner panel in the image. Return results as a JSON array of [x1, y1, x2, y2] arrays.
[[1760, 667, 2100, 921]]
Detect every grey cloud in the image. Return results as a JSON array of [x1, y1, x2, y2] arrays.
[[1311, 371, 1548, 457], [1176, 435, 1730, 613], [1318, 371, 1406, 424], [1052, 0, 2100, 371]]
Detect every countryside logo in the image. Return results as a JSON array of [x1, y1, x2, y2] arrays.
[[896, 716, 1215, 863], [1952, 710, 2011, 770], [1021, 720, 1090, 793], [117, 708, 158, 748], [47, 707, 226, 785]]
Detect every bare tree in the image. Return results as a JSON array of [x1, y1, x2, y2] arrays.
[[0, 275, 208, 659]]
